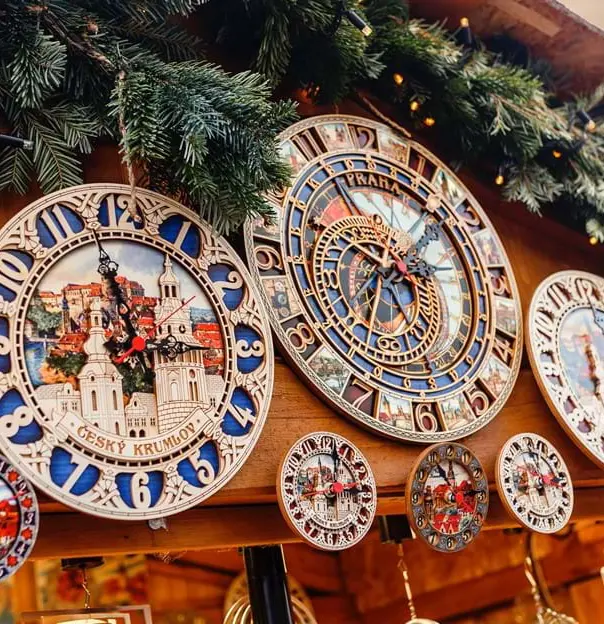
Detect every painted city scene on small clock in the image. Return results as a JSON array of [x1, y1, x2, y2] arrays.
[[24, 241, 226, 440]]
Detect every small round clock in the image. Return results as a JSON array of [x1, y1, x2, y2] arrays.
[[527, 270, 604, 468], [496, 433, 573, 533], [407, 442, 488, 553], [245, 114, 523, 443], [0, 454, 39, 580], [277, 431, 377, 551], [0, 184, 273, 520]]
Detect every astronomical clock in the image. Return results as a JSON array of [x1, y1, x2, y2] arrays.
[[277, 431, 377, 551], [245, 115, 522, 442], [527, 270, 604, 468], [0, 184, 273, 520]]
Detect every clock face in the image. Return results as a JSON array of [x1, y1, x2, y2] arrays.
[[496, 433, 573, 533], [527, 270, 604, 468], [245, 115, 522, 442], [0, 455, 38, 580], [407, 443, 488, 553], [277, 431, 377, 551], [0, 185, 273, 519]]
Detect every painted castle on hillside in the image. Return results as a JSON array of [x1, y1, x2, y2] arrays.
[[35, 255, 225, 438]]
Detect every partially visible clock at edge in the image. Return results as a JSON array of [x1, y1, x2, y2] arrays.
[[0, 185, 274, 519], [245, 115, 523, 442]]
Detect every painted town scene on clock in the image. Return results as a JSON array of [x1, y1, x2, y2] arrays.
[[24, 240, 226, 440], [508, 450, 565, 513], [0, 480, 19, 559], [558, 307, 604, 422], [423, 461, 478, 535], [297, 454, 359, 523]]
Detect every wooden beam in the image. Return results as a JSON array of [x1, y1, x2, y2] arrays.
[[361, 532, 604, 623], [30, 488, 604, 559]]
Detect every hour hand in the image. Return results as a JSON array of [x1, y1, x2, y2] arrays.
[[149, 335, 204, 360]]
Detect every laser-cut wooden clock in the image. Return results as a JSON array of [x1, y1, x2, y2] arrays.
[[245, 115, 523, 442], [527, 270, 604, 468], [0, 184, 273, 520]]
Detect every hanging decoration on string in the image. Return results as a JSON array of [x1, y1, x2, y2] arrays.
[[397, 544, 440, 624]]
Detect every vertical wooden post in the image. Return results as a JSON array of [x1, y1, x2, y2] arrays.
[[11, 562, 37, 613], [243, 545, 294, 624]]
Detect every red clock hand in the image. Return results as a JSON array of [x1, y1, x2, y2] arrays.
[[114, 295, 196, 364]]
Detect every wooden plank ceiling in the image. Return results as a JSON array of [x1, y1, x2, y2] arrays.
[[408, 0, 604, 92]]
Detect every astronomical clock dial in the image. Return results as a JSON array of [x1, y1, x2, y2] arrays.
[[496, 433, 573, 533], [407, 443, 488, 553], [277, 431, 377, 551], [245, 115, 522, 442], [0, 454, 39, 580], [527, 270, 604, 468], [0, 184, 273, 520]]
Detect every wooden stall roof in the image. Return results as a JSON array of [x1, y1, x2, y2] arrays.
[[1, 101, 603, 558], [409, 0, 604, 93]]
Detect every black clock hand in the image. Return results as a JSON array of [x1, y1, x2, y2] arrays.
[[147, 335, 204, 361], [92, 230, 138, 342], [350, 272, 378, 307], [402, 221, 441, 265], [436, 464, 452, 487], [335, 178, 363, 216]]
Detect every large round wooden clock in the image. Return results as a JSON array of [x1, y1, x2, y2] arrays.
[[527, 270, 604, 468], [245, 115, 522, 442], [0, 184, 273, 519]]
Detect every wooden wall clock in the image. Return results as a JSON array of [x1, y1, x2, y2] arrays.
[[496, 433, 573, 533], [0, 454, 39, 580], [0, 184, 273, 520], [407, 443, 488, 553], [245, 114, 523, 442], [277, 431, 377, 551], [527, 270, 604, 468]]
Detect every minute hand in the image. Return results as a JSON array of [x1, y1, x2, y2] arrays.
[[402, 222, 441, 264]]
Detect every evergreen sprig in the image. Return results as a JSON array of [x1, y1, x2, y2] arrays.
[[203, 0, 604, 240], [0, 0, 296, 231]]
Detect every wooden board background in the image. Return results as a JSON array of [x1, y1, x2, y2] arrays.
[[1, 100, 603, 557]]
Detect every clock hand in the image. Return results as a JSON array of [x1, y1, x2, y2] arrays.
[[92, 231, 138, 342], [383, 278, 412, 326], [350, 272, 378, 307], [402, 221, 441, 265], [148, 335, 205, 361], [115, 295, 196, 364], [436, 464, 452, 487]]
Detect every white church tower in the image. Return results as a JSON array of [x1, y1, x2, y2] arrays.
[[78, 298, 126, 435], [154, 255, 208, 432]]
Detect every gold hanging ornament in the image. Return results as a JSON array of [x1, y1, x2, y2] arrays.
[[397, 545, 440, 624], [222, 573, 316, 624]]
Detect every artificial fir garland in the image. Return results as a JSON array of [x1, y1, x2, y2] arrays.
[[1, 0, 603, 240], [0, 0, 296, 231]]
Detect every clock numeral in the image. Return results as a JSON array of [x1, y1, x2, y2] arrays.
[[104, 195, 140, 229], [574, 277, 599, 303], [130, 471, 153, 509], [465, 384, 489, 416], [493, 333, 515, 367], [415, 403, 439, 433], [534, 308, 556, 344], [173, 220, 193, 251], [190, 448, 217, 486], [301, 439, 316, 456], [0, 251, 31, 301], [38, 205, 83, 246], [59, 455, 90, 493], [546, 282, 571, 311]]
